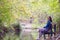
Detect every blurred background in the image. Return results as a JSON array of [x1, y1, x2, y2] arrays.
[[0, 0, 60, 40]]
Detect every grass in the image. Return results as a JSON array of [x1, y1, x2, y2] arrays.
[[3, 33, 20, 40]]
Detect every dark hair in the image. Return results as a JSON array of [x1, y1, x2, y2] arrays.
[[49, 16, 52, 22]]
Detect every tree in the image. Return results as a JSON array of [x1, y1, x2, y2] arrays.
[[0, 0, 18, 27], [49, 0, 60, 32]]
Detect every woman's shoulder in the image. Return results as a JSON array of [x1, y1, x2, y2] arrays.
[[47, 20, 51, 23]]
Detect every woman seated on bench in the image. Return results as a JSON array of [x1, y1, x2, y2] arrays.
[[38, 16, 52, 40]]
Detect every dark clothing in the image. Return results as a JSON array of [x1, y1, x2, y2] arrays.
[[38, 20, 52, 40], [44, 20, 52, 31]]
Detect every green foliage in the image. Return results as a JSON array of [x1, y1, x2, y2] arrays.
[[0, 0, 60, 40], [0, 0, 10, 22], [0, 0, 16, 26], [54, 13, 60, 31], [49, 0, 59, 13]]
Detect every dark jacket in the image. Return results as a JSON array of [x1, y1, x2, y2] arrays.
[[44, 20, 52, 30]]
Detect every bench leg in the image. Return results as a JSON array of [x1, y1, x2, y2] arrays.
[[50, 33, 53, 40], [44, 34, 46, 40]]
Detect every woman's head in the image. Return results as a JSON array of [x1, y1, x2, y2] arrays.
[[48, 16, 52, 22]]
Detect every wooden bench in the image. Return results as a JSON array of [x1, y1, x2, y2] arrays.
[[43, 24, 56, 40]]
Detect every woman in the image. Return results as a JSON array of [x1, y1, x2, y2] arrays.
[[38, 16, 52, 40]]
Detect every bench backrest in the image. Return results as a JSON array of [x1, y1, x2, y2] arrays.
[[45, 23, 56, 33]]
